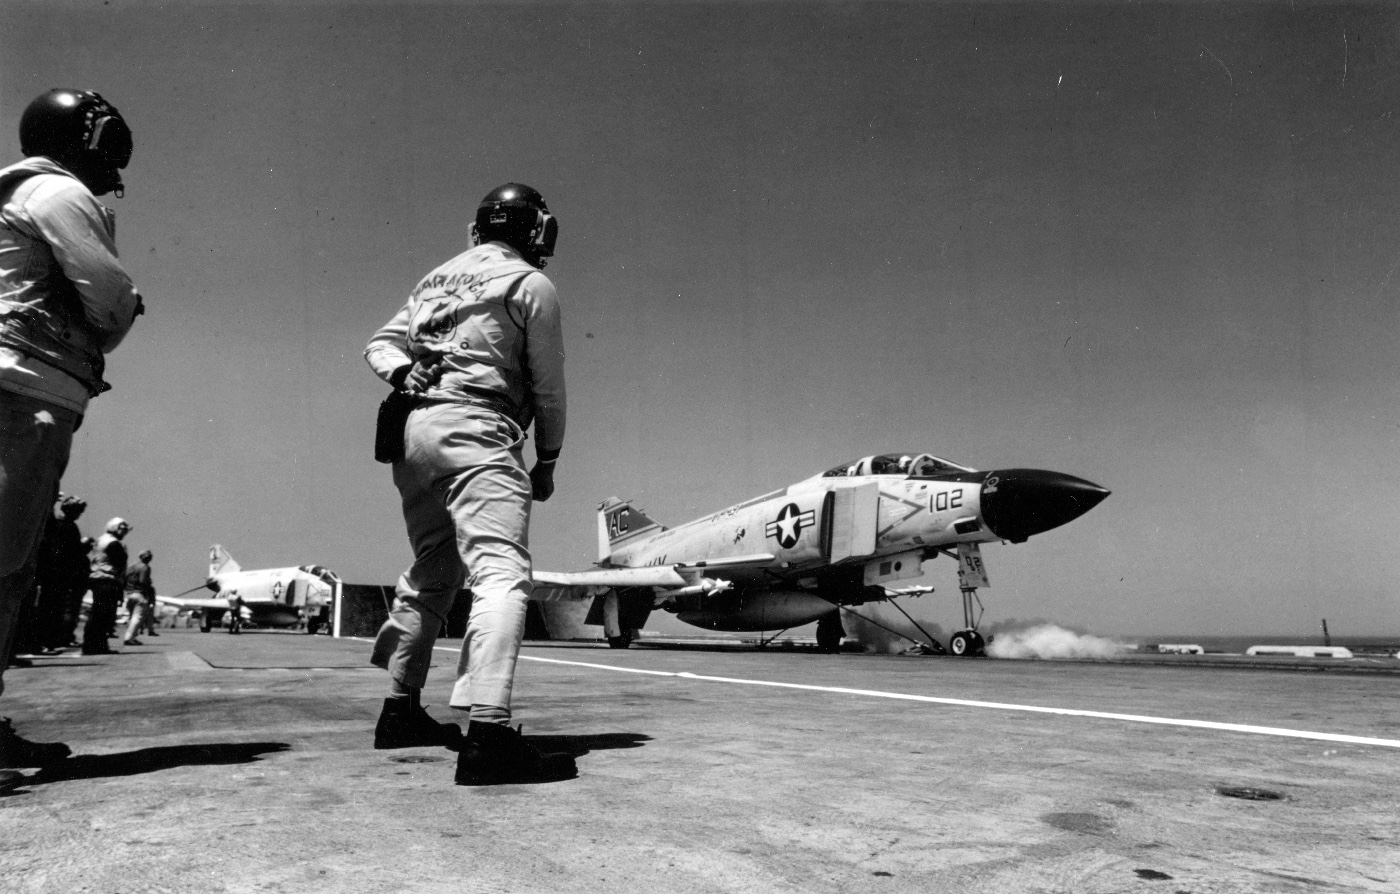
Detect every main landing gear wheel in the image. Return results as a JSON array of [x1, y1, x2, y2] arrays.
[[815, 611, 845, 653], [948, 630, 986, 657], [199, 612, 212, 633]]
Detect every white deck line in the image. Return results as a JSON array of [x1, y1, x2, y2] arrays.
[[504, 652, 1400, 749]]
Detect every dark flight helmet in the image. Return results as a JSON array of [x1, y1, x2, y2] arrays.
[[19, 88, 133, 196], [475, 183, 558, 266]]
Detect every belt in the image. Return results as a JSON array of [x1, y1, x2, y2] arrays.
[[434, 392, 521, 425]]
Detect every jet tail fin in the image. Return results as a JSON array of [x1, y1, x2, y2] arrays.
[[597, 498, 664, 563], [209, 544, 240, 578]]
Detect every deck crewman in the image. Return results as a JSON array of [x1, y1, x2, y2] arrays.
[[365, 183, 572, 785], [0, 89, 141, 786]]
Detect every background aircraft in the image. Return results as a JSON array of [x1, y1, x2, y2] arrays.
[[159, 545, 338, 634], [532, 452, 1108, 655]]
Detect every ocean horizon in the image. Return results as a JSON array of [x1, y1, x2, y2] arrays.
[[1133, 634, 1400, 654]]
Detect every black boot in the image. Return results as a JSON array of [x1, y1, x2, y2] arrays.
[[0, 717, 71, 768], [455, 721, 576, 785], [373, 694, 462, 750]]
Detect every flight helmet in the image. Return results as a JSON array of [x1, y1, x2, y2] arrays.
[[474, 183, 557, 267], [19, 89, 133, 196], [105, 517, 132, 536]]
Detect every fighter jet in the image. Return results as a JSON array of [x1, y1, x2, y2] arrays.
[[159, 545, 339, 634], [532, 452, 1109, 655]]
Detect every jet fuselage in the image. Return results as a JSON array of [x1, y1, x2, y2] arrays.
[[596, 453, 1109, 632]]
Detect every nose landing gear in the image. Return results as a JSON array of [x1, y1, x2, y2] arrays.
[[948, 583, 989, 657], [948, 628, 986, 657], [944, 543, 991, 657]]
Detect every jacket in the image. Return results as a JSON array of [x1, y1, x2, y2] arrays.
[[37, 515, 89, 589], [90, 534, 128, 581], [124, 561, 155, 599], [365, 241, 566, 457], [0, 157, 140, 397]]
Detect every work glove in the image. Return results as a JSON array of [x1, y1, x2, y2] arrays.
[[530, 462, 555, 502]]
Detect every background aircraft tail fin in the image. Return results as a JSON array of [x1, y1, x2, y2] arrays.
[[597, 498, 664, 563], [209, 544, 240, 577]]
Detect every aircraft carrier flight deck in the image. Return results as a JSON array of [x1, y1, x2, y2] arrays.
[[2, 628, 1396, 894]]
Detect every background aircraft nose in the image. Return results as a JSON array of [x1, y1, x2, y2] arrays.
[[979, 469, 1110, 543]]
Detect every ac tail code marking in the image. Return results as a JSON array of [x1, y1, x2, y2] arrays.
[[607, 508, 630, 538]]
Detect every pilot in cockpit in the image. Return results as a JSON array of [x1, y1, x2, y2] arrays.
[[910, 455, 938, 477], [867, 455, 903, 475]]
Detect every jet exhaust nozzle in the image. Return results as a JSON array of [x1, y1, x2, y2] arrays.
[[980, 469, 1110, 543]]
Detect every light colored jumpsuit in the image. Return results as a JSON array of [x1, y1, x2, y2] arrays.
[[0, 158, 139, 693], [123, 560, 154, 642], [365, 241, 565, 712]]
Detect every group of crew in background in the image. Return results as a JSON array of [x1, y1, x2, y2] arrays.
[[6, 494, 159, 664]]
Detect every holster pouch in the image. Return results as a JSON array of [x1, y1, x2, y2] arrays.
[[374, 390, 419, 464]]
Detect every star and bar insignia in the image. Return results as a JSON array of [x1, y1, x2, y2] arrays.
[[765, 503, 815, 549]]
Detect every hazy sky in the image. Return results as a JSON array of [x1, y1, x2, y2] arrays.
[[4, 1, 1398, 639]]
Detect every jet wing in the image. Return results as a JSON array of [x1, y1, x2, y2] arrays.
[[534, 566, 686, 589], [531, 553, 777, 601], [156, 595, 230, 611], [680, 553, 778, 570], [532, 567, 683, 600], [881, 584, 935, 598]]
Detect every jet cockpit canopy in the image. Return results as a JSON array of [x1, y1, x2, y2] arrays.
[[820, 453, 978, 479]]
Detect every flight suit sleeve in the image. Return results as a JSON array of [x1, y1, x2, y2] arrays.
[[520, 273, 566, 459], [365, 300, 415, 386], [25, 176, 140, 353]]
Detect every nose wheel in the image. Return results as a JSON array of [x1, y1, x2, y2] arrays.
[[948, 629, 986, 657], [949, 582, 987, 657]]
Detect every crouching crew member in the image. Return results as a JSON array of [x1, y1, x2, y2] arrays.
[[365, 183, 570, 785]]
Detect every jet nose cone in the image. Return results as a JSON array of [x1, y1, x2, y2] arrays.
[[980, 469, 1110, 543]]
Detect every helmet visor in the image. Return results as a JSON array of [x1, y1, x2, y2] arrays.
[[90, 115, 132, 169], [537, 214, 558, 257]]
